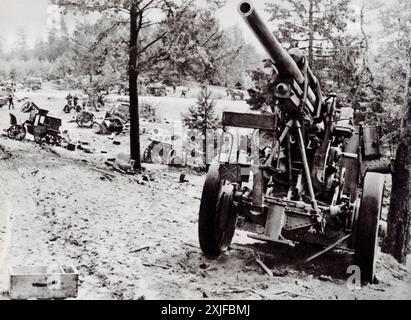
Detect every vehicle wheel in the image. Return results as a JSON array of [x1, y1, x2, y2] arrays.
[[355, 172, 385, 284], [34, 136, 42, 144], [63, 105, 71, 114], [76, 112, 94, 128], [198, 162, 238, 259], [7, 125, 26, 141], [95, 122, 108, 135], [21, 102, 31, 113], [43, 132, 61, 146]]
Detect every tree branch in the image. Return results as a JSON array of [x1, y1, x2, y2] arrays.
[[137, 32, 167, 56]]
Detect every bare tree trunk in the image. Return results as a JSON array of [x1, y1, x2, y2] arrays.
[[129, 3, 142, 171], [382, 56, 411, 263], [90, 63, 94, 85], [360, 0, 369, 65], [308, 0, 314, 68]]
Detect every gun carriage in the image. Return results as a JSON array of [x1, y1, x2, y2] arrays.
[[198, 1, 389, 283]]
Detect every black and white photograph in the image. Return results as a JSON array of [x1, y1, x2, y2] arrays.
[[0, 0, 409, 305]]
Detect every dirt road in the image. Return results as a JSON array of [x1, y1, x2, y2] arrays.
[[0, 138, 409, 300], [0, 88, 410, 300]]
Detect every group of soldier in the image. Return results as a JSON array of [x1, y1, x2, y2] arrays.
[[66, 93, 80, 107]]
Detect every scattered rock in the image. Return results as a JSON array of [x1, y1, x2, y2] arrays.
[[272, 269, 289, 277], [199, 263, 209, 269]]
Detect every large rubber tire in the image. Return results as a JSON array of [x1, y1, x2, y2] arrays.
[[7, 125, 26, 141], [21, 102, 31, 113], [63, 105, 71, 114], [355, 172, 384, 284], [42, 132, 61, 146], [76, 112, 95, 128], [198, 162, 238, 259]]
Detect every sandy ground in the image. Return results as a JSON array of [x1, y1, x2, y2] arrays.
[[0, 86, 410, 300]]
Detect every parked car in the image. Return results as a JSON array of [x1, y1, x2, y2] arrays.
[[147, 83, 167, 97], [24, 77, 42, 91]]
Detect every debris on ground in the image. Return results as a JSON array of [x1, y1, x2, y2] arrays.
[[319, 275, 335, 282], [256, 257, 273, 278], [179, 173, 189, 183]]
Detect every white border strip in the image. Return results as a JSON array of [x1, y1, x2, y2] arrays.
[[0, 191, 12, 273]]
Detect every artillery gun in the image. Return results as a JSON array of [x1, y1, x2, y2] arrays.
[[198, 1, 389, 283]]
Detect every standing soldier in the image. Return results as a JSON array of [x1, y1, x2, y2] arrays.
[[66, 93, 73, 106], [73, 94, 79, 107], [8, 93, 14, 110]]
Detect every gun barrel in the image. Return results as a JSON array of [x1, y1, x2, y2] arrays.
[[238, 1, 320, 108]]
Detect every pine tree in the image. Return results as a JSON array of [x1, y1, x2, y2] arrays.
[[182, 86, 220, 166], [155, 4, 241, 85], [377, 0, 411, 263], [16, 28, 29, 61], [266, 0, 354, 68], [265, 0, 357, 94], [382, 55, 411, 264]]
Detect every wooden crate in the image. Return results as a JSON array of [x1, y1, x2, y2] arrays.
[[9, 265, 78, 300]]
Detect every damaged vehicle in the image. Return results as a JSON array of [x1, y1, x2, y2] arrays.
[[147, 83, 167, 97], [95, 113, 125, 135], [0, 86, 12, 108], [20, 101, 40, 113], [107, 102, 130, 123], [7, 109, 62, 145], [93, 102, 130, 135]]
